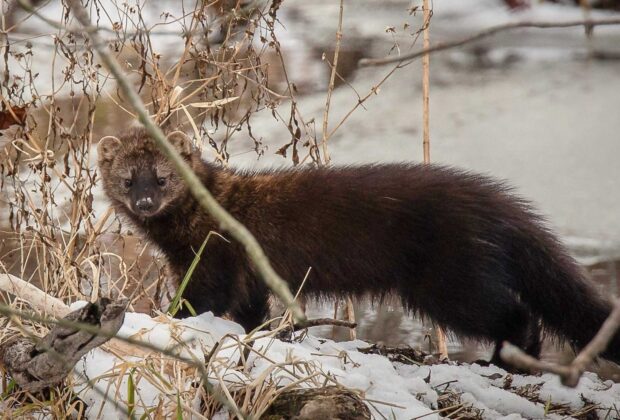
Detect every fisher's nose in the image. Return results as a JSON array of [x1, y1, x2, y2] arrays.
[[136, 197, 154, 211]]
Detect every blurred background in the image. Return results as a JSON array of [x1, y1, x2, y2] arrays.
[[1, 0, 619, 379]]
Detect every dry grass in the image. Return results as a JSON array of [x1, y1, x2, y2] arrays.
[[0, 307, 377, 418]]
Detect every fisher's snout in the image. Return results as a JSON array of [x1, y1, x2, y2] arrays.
[[127, 173, 163, 217], [136, 196, 154, 212]]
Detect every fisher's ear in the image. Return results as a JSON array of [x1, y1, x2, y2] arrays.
[[167, 131, 192, 158], [97, 136, 121, 162]]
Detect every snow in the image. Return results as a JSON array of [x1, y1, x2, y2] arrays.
[[401, 363, 547, 419], [72, 311, 620, 419]]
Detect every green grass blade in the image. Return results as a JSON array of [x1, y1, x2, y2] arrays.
[[176, 393, 184, 420], [168, 233, 212, 317], [180, 299, 197, 317], [127, 368, 136, 419]]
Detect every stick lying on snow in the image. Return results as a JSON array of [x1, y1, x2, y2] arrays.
[[0, 273, 71, 318], [0, 273, 140, 358], [0, 298, 126, 392]]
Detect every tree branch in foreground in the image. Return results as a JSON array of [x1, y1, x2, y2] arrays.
[[51, 0, 305, 324], [359, 18, 620, 67], [500, 299, 620, 387]]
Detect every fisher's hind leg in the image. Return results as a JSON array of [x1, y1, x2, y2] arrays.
[[403, 277, 542, 370]]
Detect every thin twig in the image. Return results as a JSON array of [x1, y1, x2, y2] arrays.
[[320, 0, 344, 165], [56, 0, 305, 324], [500, 299, 620, 387], [318, 1, 357, 338], [421, 0, 431, 165], [359, 18, 620, 67], [344, 297, 356, 340], [294, 318, 357, 331], [420, 0, 447, 361]]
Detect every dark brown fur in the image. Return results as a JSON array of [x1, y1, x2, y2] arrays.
[[98, 127, 620, 366]]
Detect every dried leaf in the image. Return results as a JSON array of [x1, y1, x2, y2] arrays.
[[0, 105, 28, 130], [169, 86, 184, 108], [275, 143, 291, 158]]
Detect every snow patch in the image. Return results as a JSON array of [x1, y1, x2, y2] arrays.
[[72, 311, 620, 419]]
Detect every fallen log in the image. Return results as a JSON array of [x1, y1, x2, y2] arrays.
[[0, 297, 126, 392], [0, 273, 70, 318], [0, 273, 144, 358]]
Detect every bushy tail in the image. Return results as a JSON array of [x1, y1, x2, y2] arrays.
[[514, 231, 620, 364]]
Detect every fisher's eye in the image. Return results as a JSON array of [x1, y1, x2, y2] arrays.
[[157, 177, 167, 186], [123, 178, 132, 188]]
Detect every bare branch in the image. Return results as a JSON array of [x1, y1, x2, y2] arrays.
[[344, 297, 356, 340], [421, 0, 431, 165], [419, 1, 448, 361], [359, 18, 620, 67], [319, 0, 344, 165], [500, 299, 620, 387], [294, 317, 357, 330], [572, 300, 620, 372]]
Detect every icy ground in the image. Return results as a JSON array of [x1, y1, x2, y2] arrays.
[[74, 310, 620, 419]]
